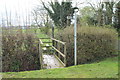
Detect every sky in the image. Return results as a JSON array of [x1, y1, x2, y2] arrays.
[[0, 0, 119, 26], [0, 0, 40, 26]]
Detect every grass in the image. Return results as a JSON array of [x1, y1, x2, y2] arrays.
[[36, 29, 53, 47], [2, 56, 118, 78], [1, 28, 119, 78]]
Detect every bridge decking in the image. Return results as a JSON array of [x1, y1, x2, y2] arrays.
[[42, 55, 64, 69]]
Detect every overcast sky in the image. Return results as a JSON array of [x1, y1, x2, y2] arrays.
[[0, 0, 40, 26], [0, 0, 119, 26]]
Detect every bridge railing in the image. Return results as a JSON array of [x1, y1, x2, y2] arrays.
[[39, 39, 44, 69], [39, 37, 67, 68], [51, 38, 67, 67]]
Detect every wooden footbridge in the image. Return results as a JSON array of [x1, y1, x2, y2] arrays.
[[39, 37, 67, 69]]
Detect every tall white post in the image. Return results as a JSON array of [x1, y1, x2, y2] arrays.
[[74, 9, 77, 65]]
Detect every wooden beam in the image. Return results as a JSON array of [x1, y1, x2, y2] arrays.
[[39, 39, 43, 44], [51, 46, 65, 58], [43, 42, 52, 43], [41, 45, 51, 47], [54, 54, 65, 67], [40, 38, 50, 39], [51, 38, 66, 45]]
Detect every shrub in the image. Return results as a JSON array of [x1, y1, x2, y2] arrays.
[[56, 26, 118, 66], [40, 27, 50, 35], [2, 27, 40, 72]]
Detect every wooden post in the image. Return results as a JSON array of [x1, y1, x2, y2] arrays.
[[52, 24, 54, 46], [41, 44, 43, 69], [64, 44, 67, 66], [56, 41, 58, 56], [39, 39, 43, 69], [58, 42, 60, 59]]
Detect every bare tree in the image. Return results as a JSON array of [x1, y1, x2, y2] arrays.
[[1, 14, 5, 27], [88, 0, 115, 26], [32, 7, 49, 28], [5, 5, 9, 27], [32, 9, 41, 28]]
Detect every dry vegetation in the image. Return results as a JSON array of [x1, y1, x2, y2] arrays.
[[56, 26, 118, 66], [2, 27, 40, 72]]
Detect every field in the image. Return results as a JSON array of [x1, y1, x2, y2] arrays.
[[2, 56, 118, 78]]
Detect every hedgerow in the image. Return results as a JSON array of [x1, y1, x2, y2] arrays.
[[2, 27, 40, 72], [56, 26, 118, 66]]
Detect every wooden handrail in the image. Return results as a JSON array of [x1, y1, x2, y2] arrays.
[[39, 39, 43, 45], [51, 38, 66, 45], [39, 37, 67, 67], [54, 54, 66, 66], [51, 38, 67, 67], [42, 42, 52, 43], [40, 38, 50, 39], [51, 46, 65, 57]]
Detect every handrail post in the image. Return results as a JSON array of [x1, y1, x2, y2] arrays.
[[58, 42, 60, 59], [64, 44, 67, 66], [39, 39, 43, 69], [51, 38, 67, 67]]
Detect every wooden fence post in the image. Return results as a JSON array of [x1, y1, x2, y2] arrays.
[[58, 42, 60, 59], [64, 44, 67, 66], [39, 39, 43, 69]]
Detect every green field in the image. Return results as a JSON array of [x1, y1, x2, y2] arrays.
[[2, 56, 118, 78]]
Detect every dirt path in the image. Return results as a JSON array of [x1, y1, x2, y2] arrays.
[[42, 55, 64, 69]]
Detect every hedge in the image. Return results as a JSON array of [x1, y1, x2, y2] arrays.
[[56, 26, 118, 66], [2, 27, 40, 72]]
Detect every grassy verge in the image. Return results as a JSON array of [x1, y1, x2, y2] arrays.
[[2, 56, 118, 78]]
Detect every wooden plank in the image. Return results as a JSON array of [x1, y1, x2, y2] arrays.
[[42, 55, 64, 69], [39, 39, 43, 44], [51, 46, 65, 58], [43, 42, 52, 43], [40, 38, 50, 39], [54, 54, 65, 67], [51, 38, 66, 45], [41, 45, 51, 47]]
